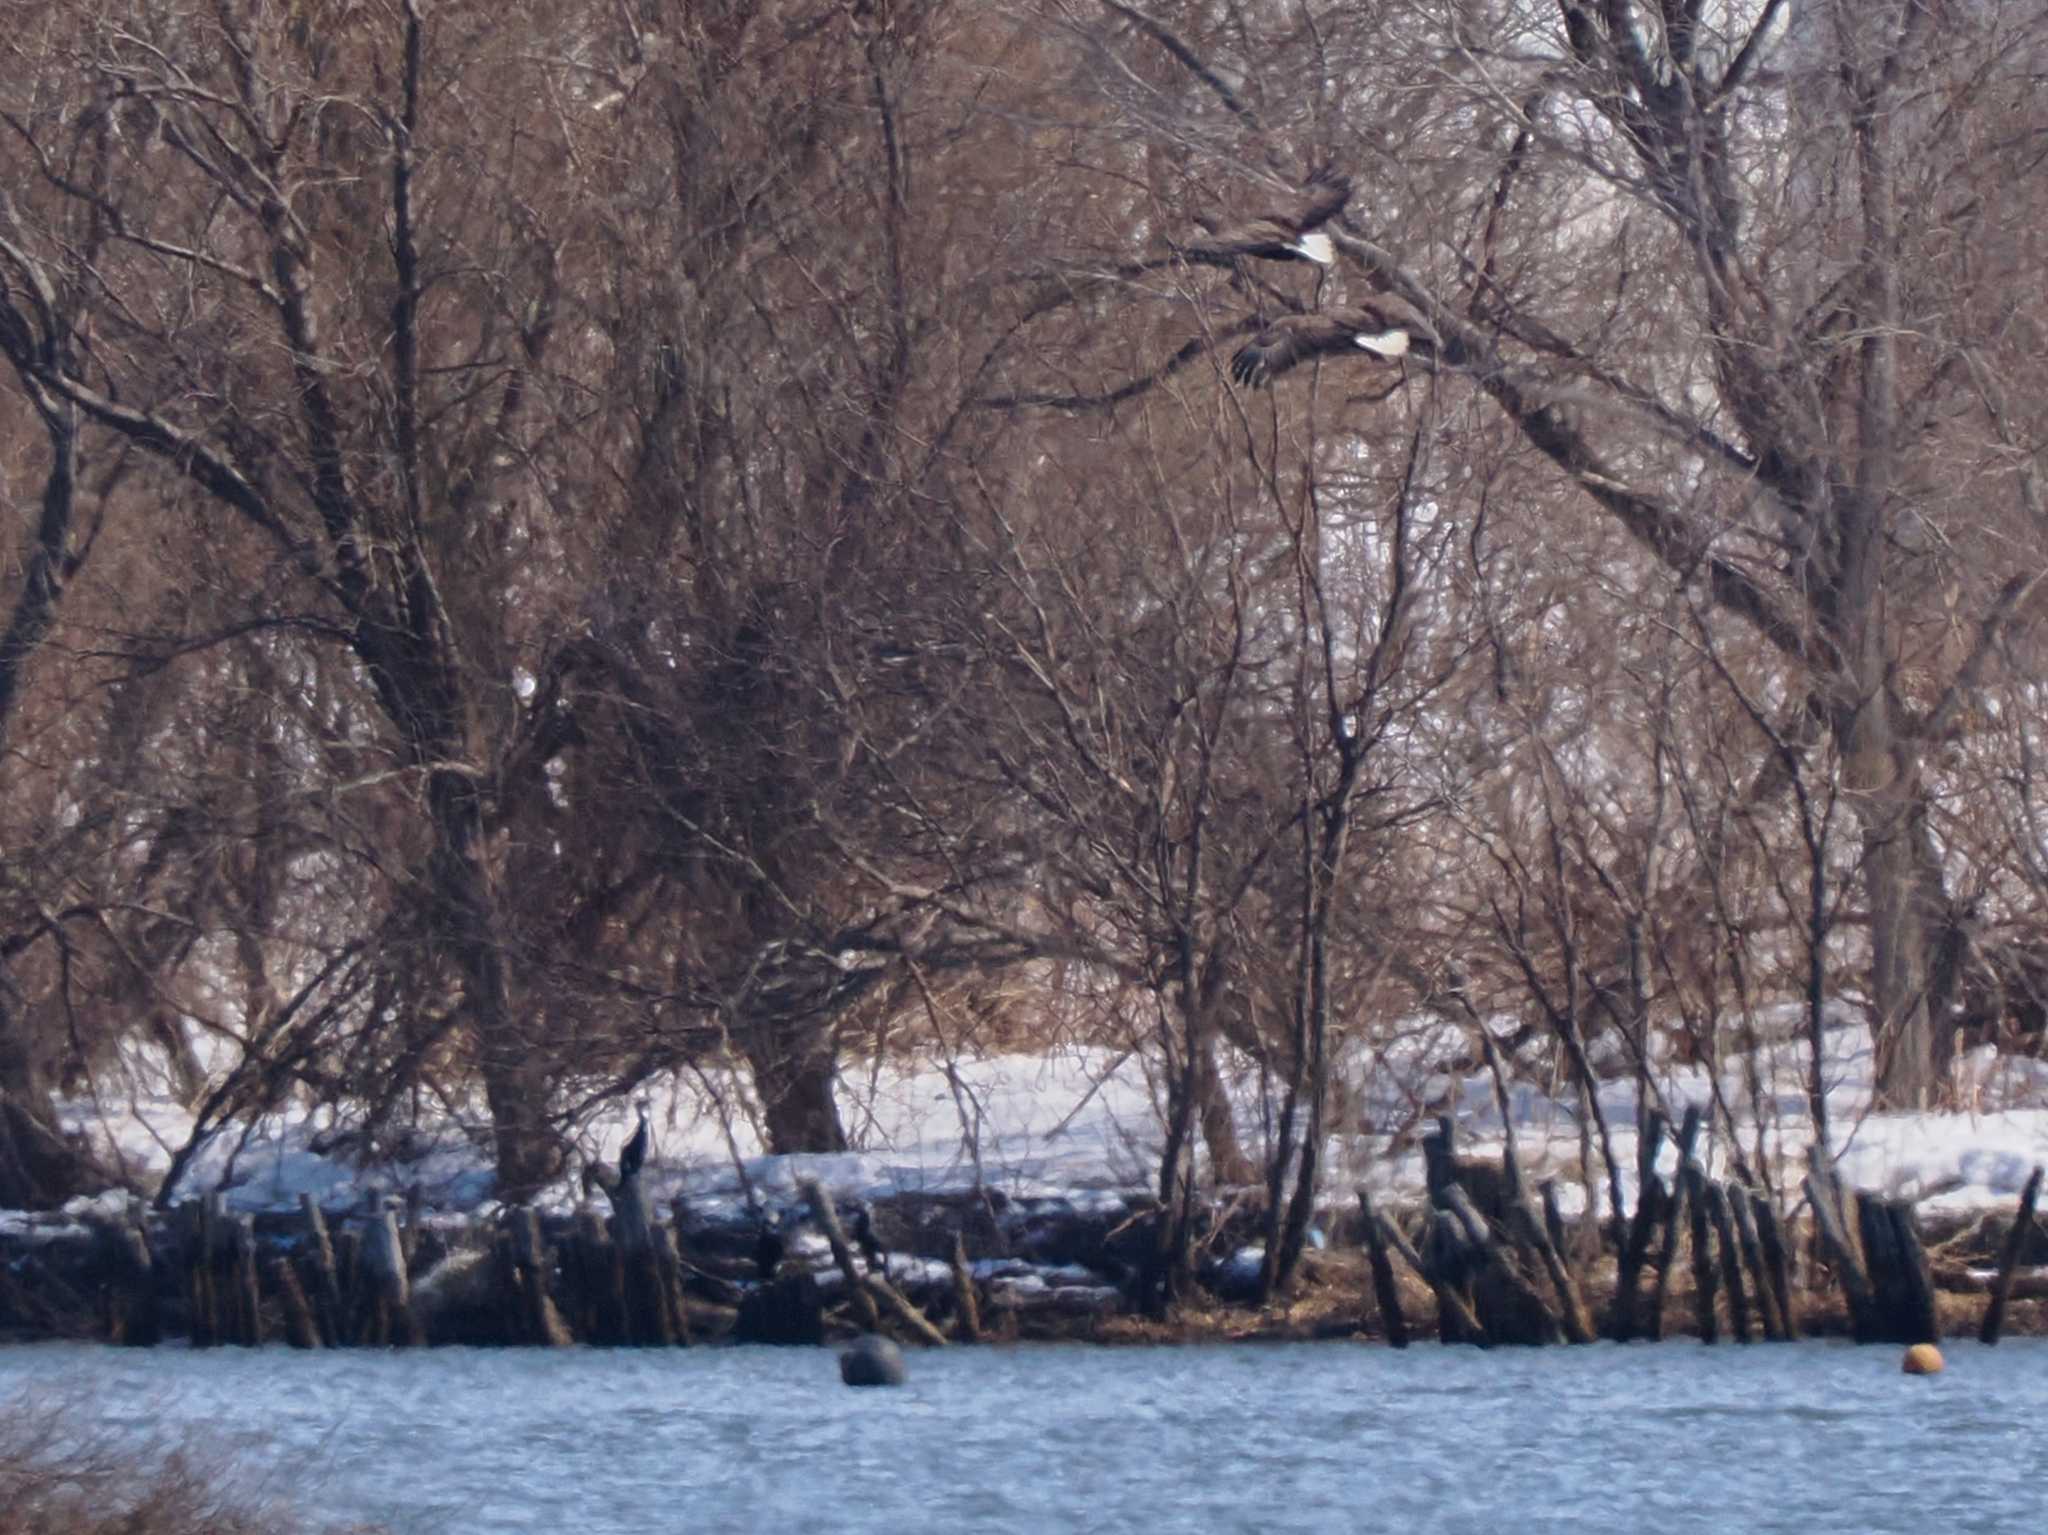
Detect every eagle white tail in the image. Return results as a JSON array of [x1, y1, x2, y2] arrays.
[[1354, 327, 1410, 358], [1292, 231, 1335, 265]]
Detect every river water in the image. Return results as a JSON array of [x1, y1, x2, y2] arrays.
[[1, 1339, 2041, 1534]]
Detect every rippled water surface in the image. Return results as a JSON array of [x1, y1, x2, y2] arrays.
[[3, 1339, 2044, 1533]]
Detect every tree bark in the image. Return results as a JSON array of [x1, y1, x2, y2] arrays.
[[745, 1021, 848, 1155]]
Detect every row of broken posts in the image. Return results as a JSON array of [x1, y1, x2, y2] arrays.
[[99, 1166, 695, 1350], [1357, 1106, 2046, 1348], [99, 1192, 424, 1349], [96, 1167, 962, 1351]]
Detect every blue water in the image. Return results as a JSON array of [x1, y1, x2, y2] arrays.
[[2, 1339, 2043, 1533]]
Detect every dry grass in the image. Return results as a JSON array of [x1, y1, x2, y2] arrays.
[[0, 1396, 382, 1535]]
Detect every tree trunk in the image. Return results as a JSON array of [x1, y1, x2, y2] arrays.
[[1856, 775, 1953, 1110], [1192, 1035, 1253, 1185], [0, 1015, 103, 1211], [426, 766, 558, 1201], [745, 1020, 847, 1154]]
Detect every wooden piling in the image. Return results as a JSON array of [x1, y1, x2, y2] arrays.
[[1355, 1188, 1409, 1349], [1510, 1197, 1594, 1344], [1539, 1182, 1572, 1276], [1852, 1193, 1936, 1344], [1980, 1165, 2043, 1345], [656, 1225, 692, 1345], [274, 1255, 321, 1349], [950, 1233, 983, 1343], [1684, 1163, 1718, 1343], [1881, 1199, 1939, 1345], [301, 1196, 343, 1347], [1444, 1184, 1563, 1345], [1647, 1107, 1703, 1340], [564, 1210, 610, 1343], [229, 1213, 263, 1346], [506, 1206, 570, 1347], [364, 1203, 418, 1346], [183, 1200, 218, 1348], [1804, 1148, 1878, 1341], [332, 1228, 363, 1345], [1703, 1181, 1751, 1343], [99, 1219, 160, 1347], [1751, 1195, 1799, 1340], [611, 1172, 675, 1346], [1609, 1110, 1669, 1342], [1726, 1184, 1784, 1341], [1420, 1210, 1486, 1345], [800, 1179, 882, 1333]]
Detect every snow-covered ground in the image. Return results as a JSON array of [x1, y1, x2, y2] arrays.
[[11, 1004, 2048, 1239]]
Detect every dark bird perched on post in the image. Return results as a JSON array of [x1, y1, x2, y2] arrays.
[[1228, 296, 1441, 388], [618, 1099, 651, 1183], [1181, 172, 1352, 269], [853, 1202, 886, 1279], [754, 1211, 787, 1282]]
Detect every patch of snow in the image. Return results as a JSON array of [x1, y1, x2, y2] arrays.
[[12, 1014, 2048, 1229]]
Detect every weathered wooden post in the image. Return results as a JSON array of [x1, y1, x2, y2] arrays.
[[1684, 1163, 1719, 1343], [1884, 1199, 1938, 1345], [656, 1225, 692, 1345], [610, 1169, 676, 1346], [229, 1213, 263, 1346], [1804, 1147, 1878, 1340], [332, 1226, 363, 1344], [800, 1179, 883, 1332], [1703, 1181, 1751, 1343], [363, 1201, 419, 1347], [98, 1216, 160, 1347], [1610, 1110, 1668, 1341], [182, 1199, 219, 1348], [1751, 1194, 1799, 1339], [301, 1195, 343, 1347], [1355, 1188, 1409, 1348], [1646, 1107, 1702, 1339], [274, 1255, 322, 1349], [1428, 1208, 1491, 1345], [950, 1232, 983, 1343], [1510, 1197, 1594, 1344], [1539, 1182, 1574, 1275], [1444, 1184, 1562, 1345], [506, 1206, 571, 1347], [563, 1210, 609, 1343], [1726, 1184, 1785, 1341], [1980, 1165, 2042, 1346]]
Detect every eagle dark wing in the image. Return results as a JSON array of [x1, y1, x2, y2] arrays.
[[1230, 323, 1307, 387], [1291, 171, 1353, 234]]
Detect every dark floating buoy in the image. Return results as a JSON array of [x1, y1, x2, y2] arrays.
[[839, 1334, 907, 1388]]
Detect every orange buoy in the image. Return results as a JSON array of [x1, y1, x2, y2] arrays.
[[1902, 1342, 1945, 1375]]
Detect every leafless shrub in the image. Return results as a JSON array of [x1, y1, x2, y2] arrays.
[[0, 1394, 381, 1535]]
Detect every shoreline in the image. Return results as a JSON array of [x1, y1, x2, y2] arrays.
[[3, 1173, 2044, 1353]]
